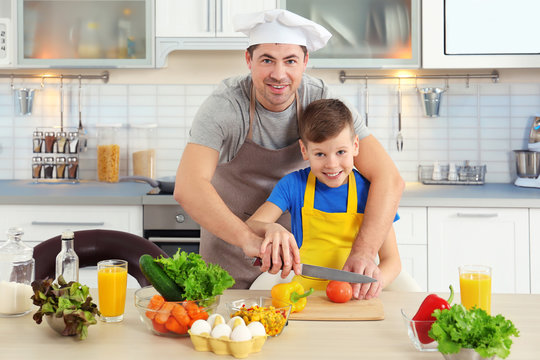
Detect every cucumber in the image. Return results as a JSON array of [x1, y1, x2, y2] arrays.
[[139, 254, 184, 301]]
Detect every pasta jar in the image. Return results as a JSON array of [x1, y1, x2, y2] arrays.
[[96, 124, 122, 182], [129, 123, 157, 178]]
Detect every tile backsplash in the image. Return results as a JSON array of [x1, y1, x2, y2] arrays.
[[1, 77, 538, 183]]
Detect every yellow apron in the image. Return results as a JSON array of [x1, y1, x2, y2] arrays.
[[293, 171, 364, 290]]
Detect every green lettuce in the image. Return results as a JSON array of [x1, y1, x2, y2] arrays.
[[155, 249, 235, 300], [31, 276, 100, 340], [429, 304, 519, 359]]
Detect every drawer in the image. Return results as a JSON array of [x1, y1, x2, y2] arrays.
[[0, 205, 142, 242]]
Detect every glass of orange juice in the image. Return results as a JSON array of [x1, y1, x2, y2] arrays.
[[97, 259, 128, 322], [458, 265, 492, 314]]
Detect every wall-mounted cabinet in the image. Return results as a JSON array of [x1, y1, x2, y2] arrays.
[[10, 0, 153, 68], [155, 0, 276, 67], [282, 0, 420, 69], [422, 0, 540, 68]]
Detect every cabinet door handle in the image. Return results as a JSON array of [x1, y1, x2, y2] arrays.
[[31, 221, 106, 226], [456, 213, 498, 218], [148, 237, 200, 243]]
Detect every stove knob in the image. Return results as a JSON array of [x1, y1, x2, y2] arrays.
[[175, 214, 185, 223]]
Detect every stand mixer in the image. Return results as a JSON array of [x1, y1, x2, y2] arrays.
[[514, 116, 540, 188]]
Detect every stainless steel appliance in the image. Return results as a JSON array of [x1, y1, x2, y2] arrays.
[[514, 116, 540, 188], [143, 204, 200, 256]]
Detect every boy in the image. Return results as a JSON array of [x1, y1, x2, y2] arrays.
[[247, 99, 401, 297]]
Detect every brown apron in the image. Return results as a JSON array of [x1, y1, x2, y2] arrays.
[[200, 85, 307, 289]]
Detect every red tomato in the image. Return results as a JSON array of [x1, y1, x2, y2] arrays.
[[326, 281, 353, 303]]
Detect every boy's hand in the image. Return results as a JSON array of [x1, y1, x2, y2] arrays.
[[258, 223, 301, 278], [342, 253, 382, 300]]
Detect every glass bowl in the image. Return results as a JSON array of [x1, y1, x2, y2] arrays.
[[401, 308, 439, 352], [225, 296, 292, 337], [134, 285, 219, 337]]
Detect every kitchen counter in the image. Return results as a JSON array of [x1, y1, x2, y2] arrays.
[[0, 180, 539, 207], [0, 180, 153, 205], [3, 290, 538, 360]]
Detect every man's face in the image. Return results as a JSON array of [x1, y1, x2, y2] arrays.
[[299, 127, 359, 188], [246, 43, 308, 112]]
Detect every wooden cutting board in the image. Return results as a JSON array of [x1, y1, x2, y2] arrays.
[[289, 291, 384, 321]]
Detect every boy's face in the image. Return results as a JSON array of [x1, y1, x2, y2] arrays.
[[299, 126, 359, 188]]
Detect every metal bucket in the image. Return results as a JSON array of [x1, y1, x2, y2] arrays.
[[514, 150, 540, 178], [14, 88, 36, 116], [418, 87, 445, 117]]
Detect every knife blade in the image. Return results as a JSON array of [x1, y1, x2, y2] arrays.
[[300, 264, 377, 284], [251, 258, 376, 284]]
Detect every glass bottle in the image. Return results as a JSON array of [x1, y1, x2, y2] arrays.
[[55, 230, 79, 283], [0, 228, 35, 317]]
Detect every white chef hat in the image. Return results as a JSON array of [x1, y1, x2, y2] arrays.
[[233, 9, 332, 52]]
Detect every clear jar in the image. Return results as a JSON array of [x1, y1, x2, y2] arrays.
[[96, 124, 122, 182], [56, 131, 68, 153], [32, 156, 42, 179], [67, 157, 79, 180], [43, 157, 55, 179], [129, 123, 157, 178], [0, 228, 35, 317], [33, 131, 43, 153]]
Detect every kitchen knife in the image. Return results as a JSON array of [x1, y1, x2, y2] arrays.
[[300, 264, 377, 284], [252, 258, 377, 284]]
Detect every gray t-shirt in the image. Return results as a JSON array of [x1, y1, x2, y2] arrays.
[[189, 73, 369, 163]]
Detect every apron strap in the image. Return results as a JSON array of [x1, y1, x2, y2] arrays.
[[346, 171, 357, 214], [248, 84, 301, 141], [304, 170, 357, 214]]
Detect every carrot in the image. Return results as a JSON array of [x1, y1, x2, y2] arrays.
[[146, 294, 166, 320], [188, 311, 209, 328], [152, 319, 168, 333], [155, 302, 174, 325], [184, 301, 202, 318], [165, 316, 188, 335], [171, 303, 190, 327]]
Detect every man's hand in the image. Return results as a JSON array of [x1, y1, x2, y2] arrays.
[[258, 223, 301, 278], [342, 252, 382, 300]]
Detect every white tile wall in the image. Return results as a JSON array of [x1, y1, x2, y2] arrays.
[[1, 77, 539, 183]]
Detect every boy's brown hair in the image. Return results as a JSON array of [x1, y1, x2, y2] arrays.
[[299, 98, 355, 144]]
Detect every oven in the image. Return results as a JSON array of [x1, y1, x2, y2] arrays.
[[143, 204, 200, 257]]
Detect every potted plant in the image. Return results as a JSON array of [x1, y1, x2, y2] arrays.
[[428, 304, 519, 360]]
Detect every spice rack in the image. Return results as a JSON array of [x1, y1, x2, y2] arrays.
[[32, 127, 80, 183], [418, 164, 486, 185]]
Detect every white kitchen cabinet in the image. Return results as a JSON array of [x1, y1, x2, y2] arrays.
[[422, 0, 540, 68], [282, 0, 420, 69], [427, 207, 529, 294], [155, 0, 276, 66], [394, 207, 427, 290], [0, 204, 142, 244], [13, 0, 154, 68], [530, 209, 540, 294]]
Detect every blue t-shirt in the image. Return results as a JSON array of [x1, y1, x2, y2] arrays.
[[267, 167, 399, 248]]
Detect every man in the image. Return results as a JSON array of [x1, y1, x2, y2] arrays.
[[174, 9, 404, 298]]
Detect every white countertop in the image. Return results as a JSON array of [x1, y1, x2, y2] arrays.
[[3, 289, 538, 360]]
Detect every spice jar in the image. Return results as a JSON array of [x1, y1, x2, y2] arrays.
[[129, 123, 157, 178], [56, 131, 68, 153], [32, 131, 43, 153], [0, 228, 35, 317], [96, 124, 122, 182], [43, 157, 55, 179], [56, 157, 66, 179], [68, 132, 79, 154], [67, 157, 79, 180], [32, 157, 42, 179], [44, 131, 56, 153]]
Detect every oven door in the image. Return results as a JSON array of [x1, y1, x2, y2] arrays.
[[144, 229, 200, 257]]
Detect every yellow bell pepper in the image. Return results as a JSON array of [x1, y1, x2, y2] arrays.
[[271, 281, 314, 313]]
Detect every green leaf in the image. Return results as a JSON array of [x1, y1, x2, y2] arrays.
[[428, 305, 519, 359], [30, 278, 100, 340]]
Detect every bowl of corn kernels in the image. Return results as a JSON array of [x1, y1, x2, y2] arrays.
[[225, 297, 292, 336]]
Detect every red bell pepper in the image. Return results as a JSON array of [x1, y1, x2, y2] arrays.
[[412, 285, 454, 344]]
